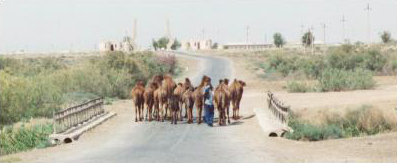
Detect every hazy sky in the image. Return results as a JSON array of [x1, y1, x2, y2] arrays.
[[1, 0, 397, 53]]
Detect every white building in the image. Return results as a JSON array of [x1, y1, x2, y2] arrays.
[[181, 39, 213, 51], [222, 42, 273, 50]]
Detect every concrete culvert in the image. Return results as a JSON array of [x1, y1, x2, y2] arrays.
[[280, 131, 286, 137], [63, 138, 73, 143], [269, 132, 278, 137]]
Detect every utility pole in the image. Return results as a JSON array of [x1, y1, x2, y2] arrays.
[[341, 15, 347, 43], [321, 23, 327, 54], [310, 26, 314, 55], [246, 26, 250, 50], [201, 29, 205, 39], [301, 24, 306, 53], [265, 33, 267, 44], [365, 3, 372, 44]]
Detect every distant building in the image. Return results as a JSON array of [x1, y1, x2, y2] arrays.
[[221, 43, 273, 50], [181, 39, 213, 51], [99, 35, 135, 53], [99, 20, 137, 53]]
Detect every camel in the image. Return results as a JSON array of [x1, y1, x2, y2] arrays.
[[161, 75, 177, 119], [193, 75, 211, 124], [154, 88, 166, 121], [132, 81, 145, 122], [214, 79, 231, 125], [182, 87, 195, 124], [144, 82, 157, 121], [229, 79, 246, 120], [182, 78, 194, 118], [173, 83, 185, 121], [170, 94, 180, 124]]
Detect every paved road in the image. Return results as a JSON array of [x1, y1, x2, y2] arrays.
[[29, 51, 274, 163]]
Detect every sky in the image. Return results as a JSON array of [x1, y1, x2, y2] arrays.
[[0, 0, 397, 53]]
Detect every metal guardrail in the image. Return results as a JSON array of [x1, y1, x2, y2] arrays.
[[267, 91, 290, 125], [53, 97, 104, 134]]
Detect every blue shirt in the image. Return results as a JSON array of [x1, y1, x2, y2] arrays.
[[203, 85, 213, 105]]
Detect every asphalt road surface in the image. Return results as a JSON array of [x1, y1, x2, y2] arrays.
[[27, 51, 275, 163]]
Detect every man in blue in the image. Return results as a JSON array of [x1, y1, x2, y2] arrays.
[[203, 83, 214, 127]]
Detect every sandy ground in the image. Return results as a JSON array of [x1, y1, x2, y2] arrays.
[[2, 51, 397, 163]]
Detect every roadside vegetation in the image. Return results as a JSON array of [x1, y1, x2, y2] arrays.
[[262, 44, 397, 92], [0, 51, 178, 154], [285, 105, 397, 141], [0, 123, 53, 155]]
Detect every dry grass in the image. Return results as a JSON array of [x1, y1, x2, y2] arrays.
[[287, 105, 397, 141]]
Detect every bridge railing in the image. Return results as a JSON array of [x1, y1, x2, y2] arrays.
[[53, 97, 104, 134], [267, 91, 290, 125]]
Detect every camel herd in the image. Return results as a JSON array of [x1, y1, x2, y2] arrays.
[[131, 75, 246, 126]]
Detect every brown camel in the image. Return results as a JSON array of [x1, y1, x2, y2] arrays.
[[144, 82, 157, 121], [181, 78, 194, 118], [182, 87, 195, 124], [170, 94, 180, 124], [214, 79, 231, 125], [193, 75, 211, 124], [132, 81, 145, 122], [229, 79, 246, 120], [161, 75, 176, 119], [173, 83, 185, 121], [154, 87, 166, 121]]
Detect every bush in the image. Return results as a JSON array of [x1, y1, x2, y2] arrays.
[[263, 46, 394, 80], [0, 123, 53, 155], [318, 68, 375, 92], [286, 106, 397, 141], [286, 81, 313, 93], [285, 118, 343, 141], [0, 51, 178, 127]]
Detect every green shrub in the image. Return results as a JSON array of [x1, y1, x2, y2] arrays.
[[286, 81, 312, 93], [0, 51, 178, 127], [263, 46, 394, 79], [286, 106, 397, 141], [285, 118, 343, 141], [0, 123, 53, 155], [318, 68, 375, 92]]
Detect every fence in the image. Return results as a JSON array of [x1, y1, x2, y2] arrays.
[[53, 97, 104, 134], [267, 91, 290, 125]]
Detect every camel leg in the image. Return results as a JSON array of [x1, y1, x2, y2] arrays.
[[179, 102, 183, 121], [227, 106, 230, 124], [138, 105, 141, 121], [218, 108, 222, 126], [135, 105, 138, 122], [141, 104, 145, 121], [184, 102, 188, 118], [197, 107, 202, 124]]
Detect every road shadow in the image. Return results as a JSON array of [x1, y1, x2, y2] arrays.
[[242, 114, 256, 120]]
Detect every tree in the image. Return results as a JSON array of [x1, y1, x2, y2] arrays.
[[153, 37, 181, 50], [273, 33, 286, 48], [157, 37, 169, 50], [152, 39, 158, 51], [171, 39, 181, 50], [380, 31, 392, 44], [212, 42, 219, 49], [302, 31, 315, 47]]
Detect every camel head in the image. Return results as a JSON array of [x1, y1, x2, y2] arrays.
[[239, 80, 246, 87], [224, 78, 229, 85]]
